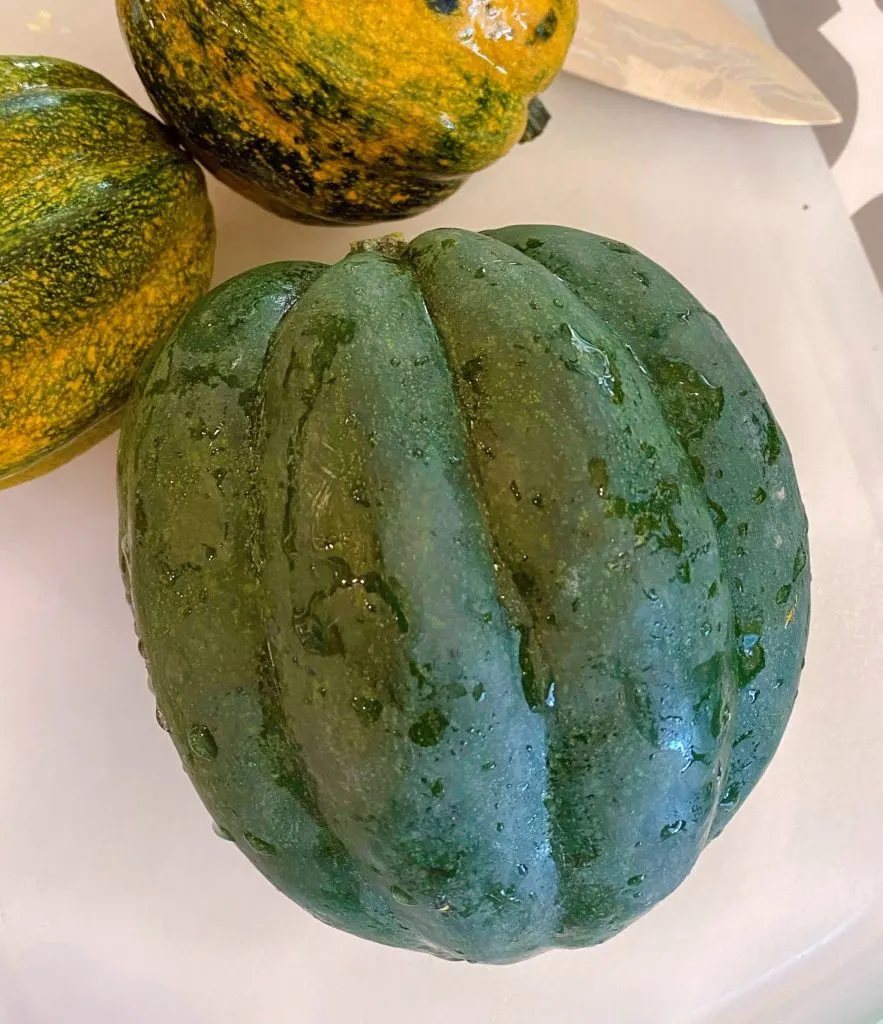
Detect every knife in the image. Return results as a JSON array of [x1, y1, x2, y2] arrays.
[[563, 0, 841, 125]]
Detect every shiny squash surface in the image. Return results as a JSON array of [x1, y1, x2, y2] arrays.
[[118, 0, 576, 223], [119, 226, 810, 963], [0, 56, 214, 488]]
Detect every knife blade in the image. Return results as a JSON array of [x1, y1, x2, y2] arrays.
[[563, 0, 841, 125]]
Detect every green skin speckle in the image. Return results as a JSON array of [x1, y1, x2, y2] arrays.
[[120, 226, 809, 964], [0, 55, 214, 487]]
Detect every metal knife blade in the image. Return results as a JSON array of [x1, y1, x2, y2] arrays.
[[563, 0, 841, 125]]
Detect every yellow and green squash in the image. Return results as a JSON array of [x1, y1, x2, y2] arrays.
[[119, 226, 810, 963], [117, 0, 576, 224], [0, 56, 214, 489]]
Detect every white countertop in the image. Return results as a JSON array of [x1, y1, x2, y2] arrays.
[[3, 1, 883, 1021]]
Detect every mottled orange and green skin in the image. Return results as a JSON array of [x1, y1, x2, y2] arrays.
[[0, 56, 215, 489], [117, 0, 576, 224]]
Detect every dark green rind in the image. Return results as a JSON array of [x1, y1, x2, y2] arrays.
[[258, 252, 558, 963], [408, 229, 736, 946], [121, 225, 808, 964], [489, 226, 810, 834], [118, 264, 423, 954]]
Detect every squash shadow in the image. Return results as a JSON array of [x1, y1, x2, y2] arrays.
[[207, 179, 383, 285]]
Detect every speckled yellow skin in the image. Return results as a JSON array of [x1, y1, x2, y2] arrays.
[[117, 0, 576, 224], [0, 56, 215, 489]]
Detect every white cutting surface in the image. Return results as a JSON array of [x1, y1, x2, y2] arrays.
[[3, 1, 883, 1021]]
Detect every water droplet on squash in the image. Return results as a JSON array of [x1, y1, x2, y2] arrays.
[[565, 326, 624, 402], [721, 701, 733, 731], [213, 822, 235, 842], [244, 833, 277, 856], [487, 884, 521, 906], [721, 782, 741, 806], [188, 724, 218, 761], [544, 679, 556, 708], [740, 633, 761, 656], [391, 886, 416, 905], [660, 819, 686, 839], [627, 874, 645, 887], [517, 863, 529, 876], [587, 457, 608, 497]]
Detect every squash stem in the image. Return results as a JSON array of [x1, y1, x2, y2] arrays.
[[520, 97, 551, 143], [350, 233, 409, 259]]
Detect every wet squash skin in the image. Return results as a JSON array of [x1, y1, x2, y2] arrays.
[[119, 226, 810, 963], [117, 0, 576, 224], [0, 56, 214, 489]]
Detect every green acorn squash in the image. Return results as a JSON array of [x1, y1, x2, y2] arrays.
[[118, 226, 810, 963], [116, 0, 576, 224], [0, 55, 214, 489]]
